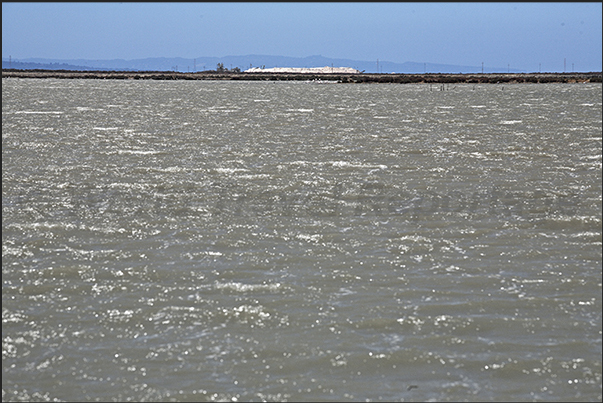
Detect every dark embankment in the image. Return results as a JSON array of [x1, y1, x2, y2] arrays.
[[2, 69, 601, 83]]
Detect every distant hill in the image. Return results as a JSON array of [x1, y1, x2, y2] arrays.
[[3, 55, 526, 74], [1, 60, 134, 71]]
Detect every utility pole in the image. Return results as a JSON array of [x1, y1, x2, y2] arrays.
[[194, 59, 196, 72], [482, 62, 484, 74], [377, 59, 379, 74]]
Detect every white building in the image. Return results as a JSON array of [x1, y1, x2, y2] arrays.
[[245, 66, 360, 74]]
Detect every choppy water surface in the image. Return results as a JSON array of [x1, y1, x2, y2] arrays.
[[3, 79, 602, 402]]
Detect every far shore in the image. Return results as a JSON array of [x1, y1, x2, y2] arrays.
[[2, 69, 601, 83]]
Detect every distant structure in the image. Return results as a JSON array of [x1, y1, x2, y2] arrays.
[[245, 66, 360, 74]]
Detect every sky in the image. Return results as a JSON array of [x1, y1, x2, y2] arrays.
[[2, 2, 602, 72]]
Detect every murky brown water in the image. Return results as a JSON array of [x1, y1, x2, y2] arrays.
[[3, 78, 601, 401]]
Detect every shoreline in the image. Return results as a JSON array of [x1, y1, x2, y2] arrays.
[[2, 69, 601, 83]]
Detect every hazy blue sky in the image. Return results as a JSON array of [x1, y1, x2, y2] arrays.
[[2, 2, 602, 72]]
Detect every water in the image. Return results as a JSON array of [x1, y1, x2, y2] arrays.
[[2, 78, 601, 402]]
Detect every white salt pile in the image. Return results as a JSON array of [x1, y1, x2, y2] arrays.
[[245, 66, 360, 74]]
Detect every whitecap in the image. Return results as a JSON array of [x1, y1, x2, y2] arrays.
[[214, 281, 282, 292], [117, 149, 160, 155], [296, 233, 322, 243], [215, 167, 249, 174], [14, 111, 63, 114], [287, 108, 314, 113], [331, 161, 388, 170]]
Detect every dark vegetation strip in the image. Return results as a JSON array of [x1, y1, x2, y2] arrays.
[[2, 69, 601, 83]]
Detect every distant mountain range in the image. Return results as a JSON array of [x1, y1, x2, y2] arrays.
[[2, 54, 526, 74], [1, 60, 134, 72]]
